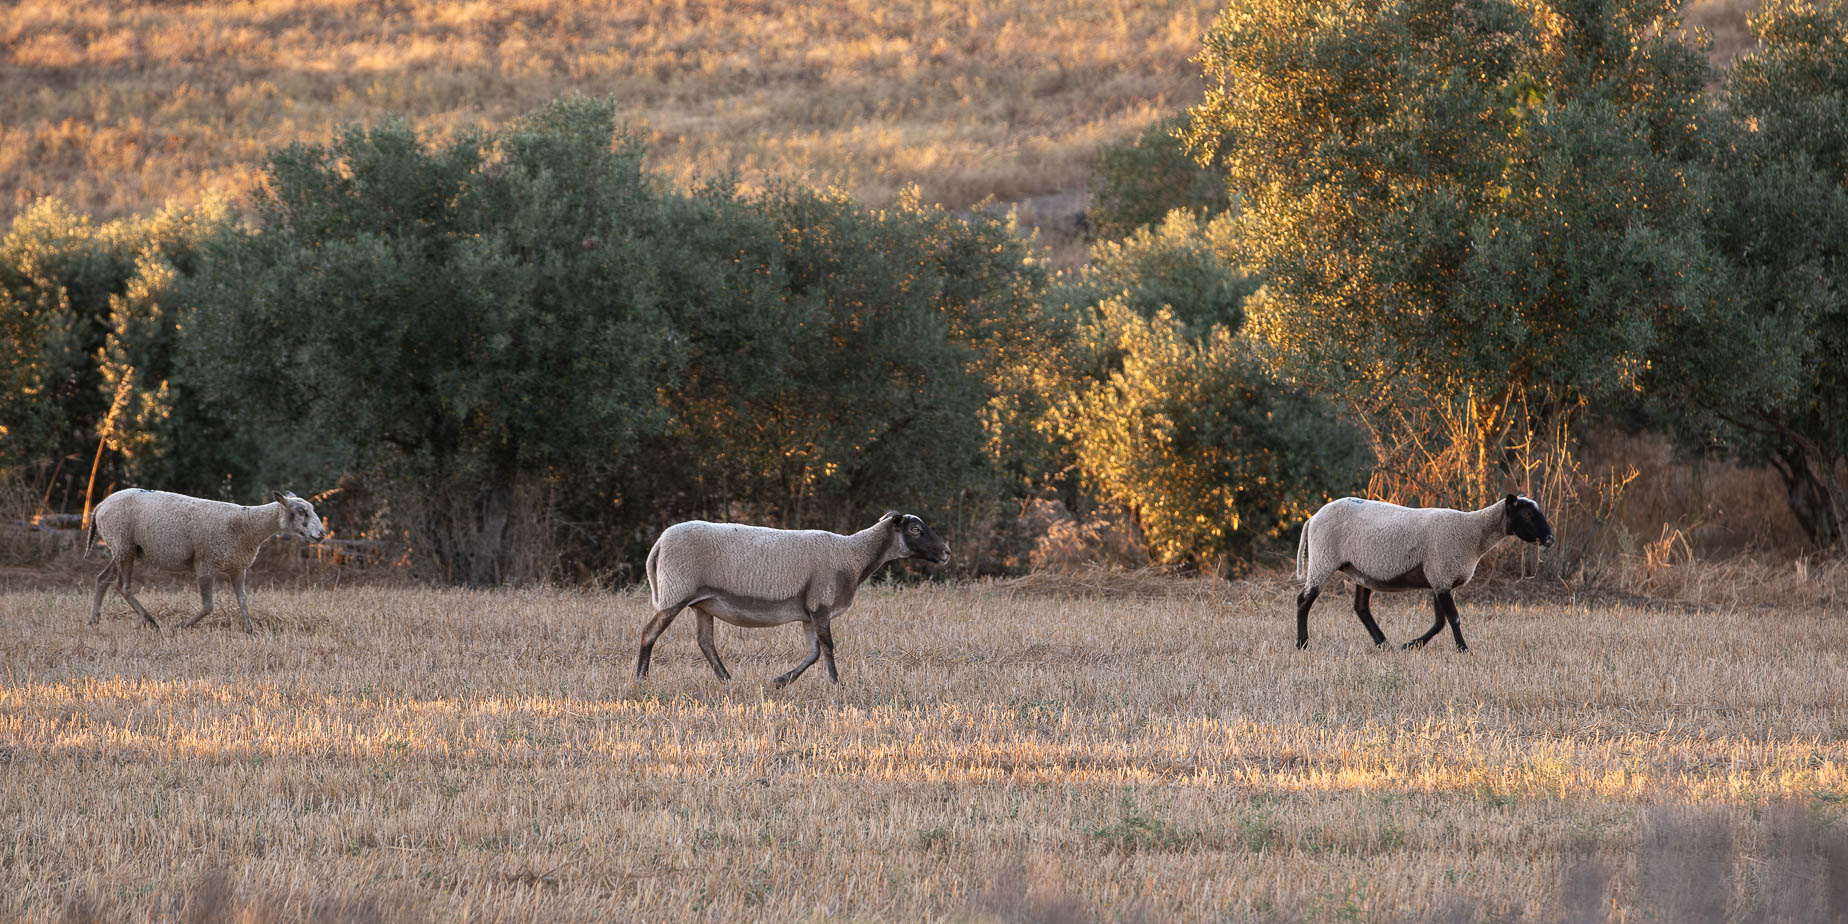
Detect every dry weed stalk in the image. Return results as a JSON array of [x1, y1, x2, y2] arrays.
[[80, 366, 135, 533]]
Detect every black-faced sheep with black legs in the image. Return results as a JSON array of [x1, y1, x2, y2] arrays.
[[1293, 494, 1553, 651], [637, 511, 951, 687]]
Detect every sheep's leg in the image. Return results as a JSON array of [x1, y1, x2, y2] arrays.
[[231, 572, 254, 634], [1437, 589, 1468, 652], [1352, 587, 1388, 648], [89, 559, 118, 626], [116, 556, 160, 629], [184, 575, 217, 628], [693, 608, 732, 681], [1294, 585, 1321, 650], [1404, 593, 1448, 650], [814, 611, 839, 684], [773, 621, 823, 689], [635, 605, 684, 679]]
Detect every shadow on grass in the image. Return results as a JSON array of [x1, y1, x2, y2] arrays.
[[975, 800, 1848, 923], [60, 869, 427, 924]]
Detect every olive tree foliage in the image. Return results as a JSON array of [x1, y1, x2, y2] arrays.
[[0, 197, 242, 507], [1046, 213, 1368, 569], [1184, 0, 1712, 502], [1653, 0, 1848, 547], [655, 185, 1049, 546], [183, 97, 1048, 583], [629, 183, 1048, 577], [184, 101, 684, 584], [1088, 114, 1232, 241], [1062, 211, 1257, 336]]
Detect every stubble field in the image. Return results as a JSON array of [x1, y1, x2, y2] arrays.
[[2, 575, 1844, 921], [2, 0, 1218, 225]]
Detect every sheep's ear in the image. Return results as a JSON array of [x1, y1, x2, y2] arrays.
[[273, 491, 287, 504], [1504, 493, 1518, 507], [880, 509, 901, 525]]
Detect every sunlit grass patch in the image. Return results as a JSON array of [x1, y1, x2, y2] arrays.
[[1, 578, 1843, 919], [1, 0, 1220, 223]]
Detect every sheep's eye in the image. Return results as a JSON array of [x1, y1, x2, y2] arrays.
[[908, 526, 920, 536]]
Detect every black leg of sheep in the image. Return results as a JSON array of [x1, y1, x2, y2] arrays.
[[1294, 586, 1320, 650], [1405, 595, 1447, 649], [1404, 590, 1469, 651], [1437, 590, 1468, 651], [1351, 587, 1389, 648]]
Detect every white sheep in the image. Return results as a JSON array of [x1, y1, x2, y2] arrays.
[[1293, 494, 1554, 651], [637, 510, 952, 687], [86, 489, 326, 633]]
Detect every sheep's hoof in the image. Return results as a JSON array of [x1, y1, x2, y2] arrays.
[[1454, 645, 1469, 653], [1401, 640, 1425, 651], [1294, 640, 1309, 651]]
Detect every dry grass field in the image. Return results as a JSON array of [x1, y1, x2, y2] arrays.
[[3, 571, 1844, 921], [1, 0, 1217, 228], [1, 0, 1763, 249]]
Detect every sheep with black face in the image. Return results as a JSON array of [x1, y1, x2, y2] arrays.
[[1293, 494, 1553, 651], [638, 510, 951, 687]]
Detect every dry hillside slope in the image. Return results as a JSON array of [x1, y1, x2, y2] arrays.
[[2, 0, 1218, 222]]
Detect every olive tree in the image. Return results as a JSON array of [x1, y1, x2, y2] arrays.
[[183, 99, 684, 584], [1185, 0, 1713, 501], [184, 97, 1052, 582], [0, 198, 236, 504], [1653, 0, 1848, 547], [1047, 213, 1367, 569]]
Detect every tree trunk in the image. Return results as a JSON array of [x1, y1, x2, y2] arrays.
[[1772, 446, 1843, 549], [467, 451, 518, 587]]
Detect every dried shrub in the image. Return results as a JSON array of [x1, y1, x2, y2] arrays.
[[1023, 499, 1149, 573]]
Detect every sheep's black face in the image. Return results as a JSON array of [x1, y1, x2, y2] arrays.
[[1504, 494, 1554, 549], [274, 491, 327, 542], [891, 513, 951, 564]]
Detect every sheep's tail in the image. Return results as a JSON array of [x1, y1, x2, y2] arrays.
[[644, 539, 662, 609], [1293, 518, 1310, 586], [85, 516, 98, 560]]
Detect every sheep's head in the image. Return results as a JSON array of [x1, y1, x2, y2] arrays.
[[272, 491, 327, 542], [1503, 494, 1553, 549], [883, 510, 951, 564]]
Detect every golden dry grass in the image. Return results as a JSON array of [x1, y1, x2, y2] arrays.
[[0, 0, 1217, 223], [2, 575, 1844, 921]]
